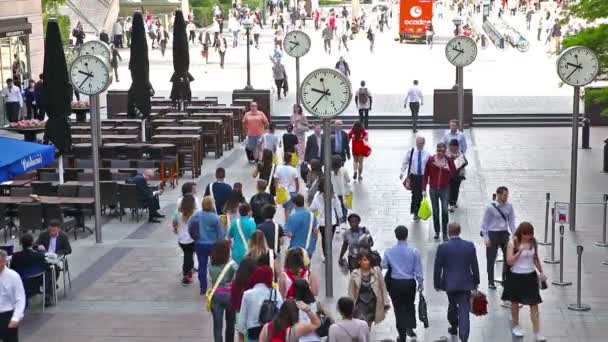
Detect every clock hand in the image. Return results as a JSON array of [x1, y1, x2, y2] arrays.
[[288, 41, 300, 52], [452, 47, 464, 53], [451, 51, 463, 62], [311, 93, 326, 111], [565, 67, 579, 81], [79, 74, 91, 88], [78, 70, 93, 77], [311, 88, 330, 95], [566, 62, 582, 69]]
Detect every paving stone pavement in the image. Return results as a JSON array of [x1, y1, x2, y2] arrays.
[[14, 126, 608, 342]]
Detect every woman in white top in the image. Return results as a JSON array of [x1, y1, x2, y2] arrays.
[[502, 222, 546, 341], [446, 139, 468, 212], [309, 178, 344, 260], [330, 155, 351, 223], [172, 194, 196, 285], [175, 182, 202, 211], [292, 279, 328, 342]]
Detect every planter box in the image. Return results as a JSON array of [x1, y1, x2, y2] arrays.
[[433, 88, 473, 125]]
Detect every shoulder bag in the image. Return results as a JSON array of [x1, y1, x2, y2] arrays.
[[402, 148, 414, 190], [205, 261, 233, 312], [259, 288, 280, 324], [237, 219, 249, 253]]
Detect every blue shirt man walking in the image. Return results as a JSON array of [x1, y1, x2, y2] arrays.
[[434, 222, 480, 342], [285, 194, 318, 258], [381, 225, 423, 341]]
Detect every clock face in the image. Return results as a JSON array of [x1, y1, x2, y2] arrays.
[[557, 46, 599, 87], [80, 40, 111, 62], [283, 30, 311, 58], [69, 55, 111, 95], [445, 36, 478, 67], [300, 68, 352, 119]]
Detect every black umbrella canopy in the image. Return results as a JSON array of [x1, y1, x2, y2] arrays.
[[127, 11, 154, 118], [170, 10, 194, 102], [43, 19, 72, 153]]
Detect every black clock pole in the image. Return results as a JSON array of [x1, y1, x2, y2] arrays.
[[457, 66, 464, 131], [90, 93, 103, 243], [322, 118, 333, 297], [569, 85, 580, 232], [296, 57, 301, 107]]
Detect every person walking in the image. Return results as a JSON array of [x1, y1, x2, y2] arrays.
[[272, 59, 288, 100], [1, 78, 22, 123], [422, 143, 456, 241], [355, 81, 372, 129], [348, 122, 369, 181], [243, 102, 269, 163], [172, 194, 196, 285], [250, 179, 275, 224], [433, 223, 480, 342], [72, 22, 85, 46], [481, 186, 516, 290], [442, 119, 467, 153], [252, 23, 261, 49], [446, 140, 468, 212], [201, 30, 212, 64], [99, 29, 110, 44], [217, 35, 228, 68], [338, 21, 349, 52], [113, 20, 124, 48], [124, 17, 132, 47], [309, 177, 344, 261], [258, 300, 321, 342], [208, 241, 238, 342], [339, 213, 374, 272], [404, 80, 423, 133], [537, 17, 543, 41], [332, 120, 351, 163], [426, 22, 434, 49], [282, 123, 300, 158], [367, 27, 375, 52], [159, 26, 169, 57], [335, 57, 351, 77], [291, 280, 324, 342], [322, 23, 333, 54], [188, 196, 225, 294], [228, 204, 257, 264], [304, 125, 324, 165], [400, 136, 431, 222], [187, 20, 197, 45], [275, 152, 301, 219], [550, 19, 562, 53], [229, 15, 240, 48], [285, 195, 319, 258], [349, 251, 391, 329], [253, 149, 277, 196], [381, 225, 423, 342], [23, 80, 36, 120], [328, 297, 370, 342], [0, 249, 26, 342], [110, 44, 122, 82], [502, 222, 546, 341], [33, 74, 45, 121], [330, 155, 350, 221]]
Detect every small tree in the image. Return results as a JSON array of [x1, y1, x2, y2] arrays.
[[42, 0, 71, 45]]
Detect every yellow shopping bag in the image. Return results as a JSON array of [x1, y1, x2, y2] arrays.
[[290, 152, 299, 167], [418, 197, 432, 221], [345, 192, 353, 209], [272, 154, 278, 165], [275, 186, 289, 205]]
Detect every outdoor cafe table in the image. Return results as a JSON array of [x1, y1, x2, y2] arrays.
[[189, 113, 234, 148], [64, 180, 162, 188], [179, 119, 226, 156], [1, 126, 46, 142], [0, 196, 95, 205], [151, 135, 202, 178], [156, 125, 222, 158], [71, 134, 139, 143]]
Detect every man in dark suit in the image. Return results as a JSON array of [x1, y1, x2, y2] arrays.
[[332, 120, 350, 163], [10, 233, 52, 304], [35, 219, 72, 256], [433, 222, 480, 342], [132, 169, 164, 223], [203, 167, 233, 214], [304, 125, 323, 164]]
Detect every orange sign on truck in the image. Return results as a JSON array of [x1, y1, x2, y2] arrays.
[[399, 0, 433, 42]]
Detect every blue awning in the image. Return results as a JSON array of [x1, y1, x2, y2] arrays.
[[0, 137, 55, 182]]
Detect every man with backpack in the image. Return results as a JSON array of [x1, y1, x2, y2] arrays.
[[250, 180, 276, 224], [355, 81, 372, 129]]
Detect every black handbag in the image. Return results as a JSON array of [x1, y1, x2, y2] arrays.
[[418, 291, 429, 328], [259, 288, 279, 324], [315, 306, 333, 337]]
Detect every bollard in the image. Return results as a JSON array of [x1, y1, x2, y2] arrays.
[[582, 117, 590, 149], [544, 209, 560, 264], [552, 225, 572, 286], [595, 194, 608, 247], [604, 138, 608, 173], [539, 193, 552, 245], [568, 245, 591, 311]]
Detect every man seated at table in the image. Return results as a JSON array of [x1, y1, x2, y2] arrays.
[[133, 169, 164, 223], [35, 220, 72, 257], [10, 233, 53, 306]]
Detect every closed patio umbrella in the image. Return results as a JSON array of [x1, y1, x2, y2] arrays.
[[43, 18, 73, 183], [127, 11, 154, 118], [170, 10, 194, 107]]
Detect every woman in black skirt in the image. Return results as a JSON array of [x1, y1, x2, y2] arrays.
[[502, 222, 547, 341]]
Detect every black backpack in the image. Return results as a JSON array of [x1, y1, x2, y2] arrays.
[[259, 288, 279, 324]]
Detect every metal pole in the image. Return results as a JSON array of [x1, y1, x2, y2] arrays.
[[90, 94, 103, 243], [568, 245, 590, 311], [544, 207, 559, 264], [595, 194, 608, 247], [245, 28, 252, 90], [539, 192, 551, 245], [552, 225, 572, 286], [457, 66, 464, 130], [322, 118, 333, 297], [569, 86, 580, 231], [296, 57, 301, 107]]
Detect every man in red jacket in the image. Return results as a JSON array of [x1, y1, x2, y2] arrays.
[[422, 143, 456, 241]]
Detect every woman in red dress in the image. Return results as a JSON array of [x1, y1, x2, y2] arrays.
[[348, 121, 370, 181]]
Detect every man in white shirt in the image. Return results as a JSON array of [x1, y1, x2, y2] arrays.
[[1, 78, 22, 123], [404, 80, 423, 133], [0, 249, 26, 342], [400, 136, 431, 221], [442, 119, 467, 153], [274, 152, 300, 218]]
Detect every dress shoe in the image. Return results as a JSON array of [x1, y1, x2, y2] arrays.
[[148, 217, 161, 223], [448, 326, 458, 336], [152, 212, 165, 218]]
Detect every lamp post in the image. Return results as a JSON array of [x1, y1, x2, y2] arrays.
[[243, 18, 254, 90]]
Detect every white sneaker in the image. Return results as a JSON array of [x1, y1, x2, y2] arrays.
[[512, 325, 524, 337], [501, 300, 512, 308], [535, 333, 546, 341]]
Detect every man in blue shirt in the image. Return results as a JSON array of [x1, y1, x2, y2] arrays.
[[204, 167, 232, 214], [381, 225, 424, 342], [285, 194, 318, 257]]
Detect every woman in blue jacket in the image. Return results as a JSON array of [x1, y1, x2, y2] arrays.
[[188, 196, 225, 293]]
